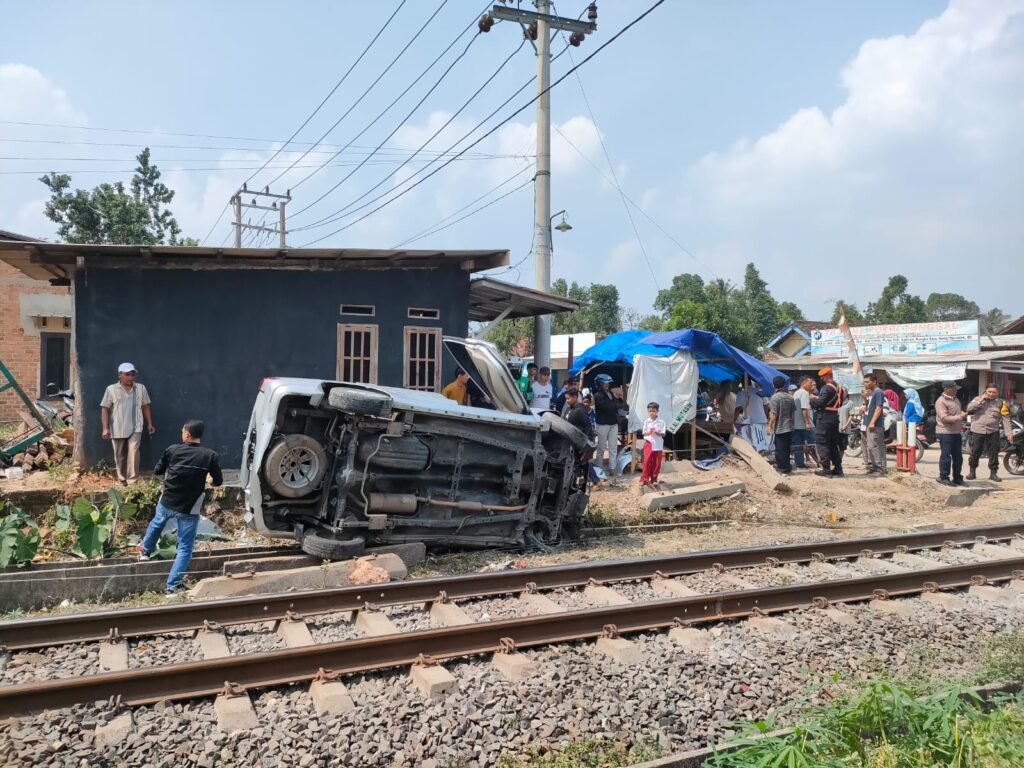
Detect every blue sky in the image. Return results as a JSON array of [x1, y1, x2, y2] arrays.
[[2, 0, 1021, 320]]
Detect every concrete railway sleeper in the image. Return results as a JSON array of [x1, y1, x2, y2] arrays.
[[0, 556, 1020, 718], [1, 521, 1021, 652]]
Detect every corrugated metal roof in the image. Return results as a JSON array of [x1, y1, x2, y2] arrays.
[[467, 277, 581, 321], [768, 349, 1024, 371], [0, 240, 509, 281]]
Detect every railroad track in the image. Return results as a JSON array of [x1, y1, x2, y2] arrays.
[[0, 522, 1021, 721]]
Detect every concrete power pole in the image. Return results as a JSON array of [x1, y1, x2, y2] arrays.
[[486, 2, 597, 368], [232, 184, 292, 248]]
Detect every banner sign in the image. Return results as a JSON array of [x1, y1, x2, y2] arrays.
[[809, 320, 979, 358]]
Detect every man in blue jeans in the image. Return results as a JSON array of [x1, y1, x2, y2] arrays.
[[139, 420, 223, 594]]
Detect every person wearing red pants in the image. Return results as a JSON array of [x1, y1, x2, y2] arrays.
[[639, 402, 667, 487]]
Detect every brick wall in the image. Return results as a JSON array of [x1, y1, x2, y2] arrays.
[[0, 261, 72, 422]]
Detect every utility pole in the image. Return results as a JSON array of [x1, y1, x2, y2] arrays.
[[484, 2, 597, 368], [231, 184, 292, 248]]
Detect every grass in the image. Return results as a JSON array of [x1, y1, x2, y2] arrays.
[[497, 738, 662, 768]]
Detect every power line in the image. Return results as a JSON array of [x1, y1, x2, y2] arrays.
[[551, 121, 719, 280], [296, 0, 668, 246], [559, 35, 660, 289], [200, 0, 408, 244], [264, 0, 452, 188], [392, 164, 535, 247], [291, 36, 527, 226], [291, 42, 571, 235], [0, 156, 529, 175]]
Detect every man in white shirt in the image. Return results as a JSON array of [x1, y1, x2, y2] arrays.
[[530, 366, 554, 413], [791, 377, 815, 469], [100, 362, 155, 484]]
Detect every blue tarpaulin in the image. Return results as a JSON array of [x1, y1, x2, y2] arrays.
[[641, 329, 786, 396], [569, 330, 674, 374]]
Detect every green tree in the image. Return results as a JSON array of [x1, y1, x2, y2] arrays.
[[549, 280, 621, 336], [925, 292, 981, 322], [980, 307, 1010, 333], [484, 317, 533, 357], [865, 275, 928, 324], [654, 273, 705, 315], [830, 301, 866, 326], [40, 148, 195, 245]]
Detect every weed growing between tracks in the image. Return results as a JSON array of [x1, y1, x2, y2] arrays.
[[707, 683, 1024, 768]]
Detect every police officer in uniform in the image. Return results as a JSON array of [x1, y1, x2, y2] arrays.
[[811, 367, 846, 477]]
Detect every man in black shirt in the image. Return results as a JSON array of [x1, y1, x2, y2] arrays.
[[563, 389, 594, 439], [139, 419, 223, 594]]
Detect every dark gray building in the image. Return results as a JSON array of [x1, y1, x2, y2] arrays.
[[0, 242, 577, 468]]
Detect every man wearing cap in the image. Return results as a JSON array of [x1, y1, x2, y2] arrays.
[[810, 367, 846, 477], [965, 384, 1014, 482], [935, 381, 965, 486], [100, 363, 155, 484]]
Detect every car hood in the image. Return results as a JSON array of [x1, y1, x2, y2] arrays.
[[443, 336, 529, 415]]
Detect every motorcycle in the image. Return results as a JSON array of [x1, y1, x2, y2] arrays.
[[34, 382, 74, 430], [1004, 429, 1024, 476], [847, 412, 928, 463]]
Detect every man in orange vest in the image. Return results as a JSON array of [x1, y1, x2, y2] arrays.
[[811, 367, 846, 477]]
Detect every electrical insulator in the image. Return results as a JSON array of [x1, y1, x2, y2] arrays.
[[569, 30, 585, 47], [478, 13, 494, 32], [526, 21, 538, 40], [587, 3, 598, 23]]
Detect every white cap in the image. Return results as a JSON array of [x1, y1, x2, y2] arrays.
[[118, 362, 137, 374]]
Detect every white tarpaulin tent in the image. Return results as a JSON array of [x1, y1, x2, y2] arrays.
[[627, 351, 699, 434]]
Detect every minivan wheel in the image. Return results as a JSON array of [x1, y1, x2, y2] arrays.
[[264, 434, 328, 498], [300, 530, 366, 560]]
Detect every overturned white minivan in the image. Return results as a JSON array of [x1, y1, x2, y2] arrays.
[[240, 337, 593, 559]]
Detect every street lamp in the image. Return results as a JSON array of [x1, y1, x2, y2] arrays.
[[551, 210, 572, 233]]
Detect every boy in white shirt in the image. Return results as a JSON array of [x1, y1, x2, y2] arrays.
[[639, 401, 667, 487], [530, 366, 554, 413]]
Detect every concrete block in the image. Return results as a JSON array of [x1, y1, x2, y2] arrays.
[[650, 576, 698, 598], [969, 585, 1019, 607], [518, 591, 563, 614], [197, 630, 232, 659], [892, 552, 941, 570], [410, 664, 456, 698], [808, 561, 841, 577], [594, 636, 643, 665], [94, 712, 133, 750], [855, 557, 907, 574], [945, 488, 993, 508], [745, 615, 799, 640], [492, 652, 538, 681], [583, 583, 630, 606], [1009, 538, 1024, 551], [277, 618, 315, 647], [971, 543, 1017, 560], [818, 607, 858, 627], [921, 591, 967, 611], [869, 599, 917, 618], [773, 567, 806, 583], [190, 553, 407, 600], [309, 680, 355, 716], [214, 692, 259, 731], [641, 481, 746, 512], [430, 601, 473, 627], [98, 640, 129, 672], [355, 610, 399, 637], [668, 626, 712, 653], [1007, 578, 1024, 593]]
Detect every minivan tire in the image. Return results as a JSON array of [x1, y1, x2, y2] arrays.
[[300, 530, 366, 560], [541, 411, 591, 451], [263, 434, 328, 498], [327, 387, 393, 417]]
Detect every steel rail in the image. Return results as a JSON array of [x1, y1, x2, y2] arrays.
[[0, 557, 1020, 717], [1, 521, 1021, 651]]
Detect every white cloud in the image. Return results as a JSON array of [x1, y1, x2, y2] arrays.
[[0, 63, 87, 124], [671, 0, 1024, 315]]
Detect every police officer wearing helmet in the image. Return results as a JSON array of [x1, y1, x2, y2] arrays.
[[810, 367, 847, 477]]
